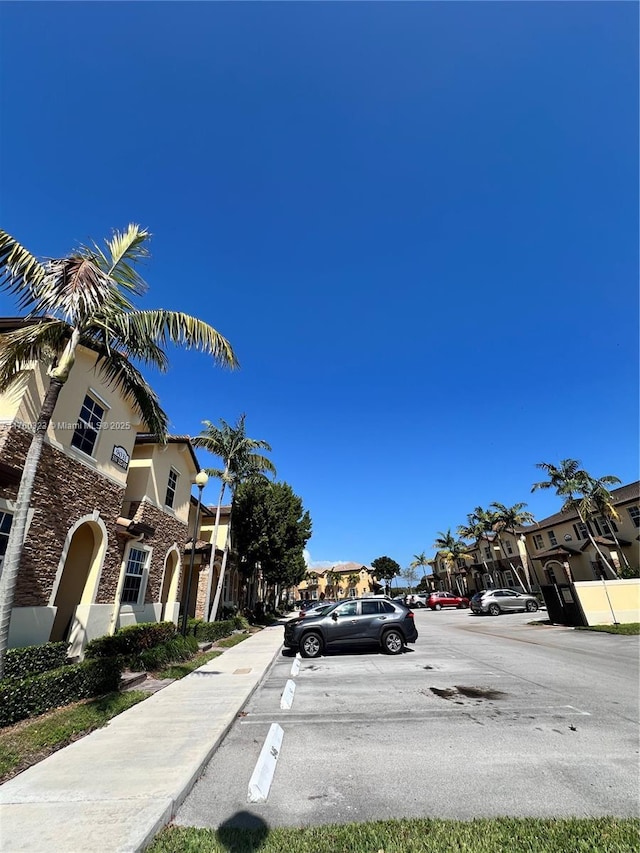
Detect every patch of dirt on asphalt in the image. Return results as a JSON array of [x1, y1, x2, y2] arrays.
[[429, 685, 507, 701]]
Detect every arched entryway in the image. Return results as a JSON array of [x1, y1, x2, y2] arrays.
[[50, 517, 106, 642], [160, 546, 181, 621]]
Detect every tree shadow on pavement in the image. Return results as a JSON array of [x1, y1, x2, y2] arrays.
[[216, 811, 269, 852]]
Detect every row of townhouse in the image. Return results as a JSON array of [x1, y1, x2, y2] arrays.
[[0, 320, 243, 657], [295, 562, 383, 601], [430, 481, 640, 596]]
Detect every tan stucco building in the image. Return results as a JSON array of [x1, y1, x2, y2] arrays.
[[0, 323, 211, 655], [296, 562, 382, 602]]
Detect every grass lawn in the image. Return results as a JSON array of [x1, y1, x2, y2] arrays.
[[576, 623, 640, 635], [0, 690, 148, 783], [148, 817, 640, 853], [155, 649, 222, 680]]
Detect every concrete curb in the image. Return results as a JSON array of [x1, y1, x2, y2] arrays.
[[247, 723, 284, 803]]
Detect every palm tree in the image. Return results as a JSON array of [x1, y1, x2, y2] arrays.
[[458, 508, 500, 587], [532, 460, 619, 578], [192, 415, 275, 621], [410, 551, 430, 589], [326, 570, 342, 599], [433, 530, 471, 593], [490, 501, 536, 591], [347, 572, 360, 596], [0, 225, 237, 677], [588, 478, 631, 572]]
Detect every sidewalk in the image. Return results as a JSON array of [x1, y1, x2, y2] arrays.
[[0, 625, 285, 853]]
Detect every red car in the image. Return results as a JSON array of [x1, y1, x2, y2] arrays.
[[426, 591, 469, 610]]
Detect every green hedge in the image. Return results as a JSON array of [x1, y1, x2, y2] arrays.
[[190, 618, 244, 643], [84, 622, 177, 660], [0, 657, 123, 727], [127, 635, 199, 671], [4, 642, 70, 679]]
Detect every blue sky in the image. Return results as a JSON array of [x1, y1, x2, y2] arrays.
[[1, 2, 638, 570]]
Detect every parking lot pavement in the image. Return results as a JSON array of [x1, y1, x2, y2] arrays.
[[174, 609, 640, 829]]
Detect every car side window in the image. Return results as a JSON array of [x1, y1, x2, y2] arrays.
[[362, 601, 380, 615], [381, 601, 395, 613], [335, 601, 357, 617]]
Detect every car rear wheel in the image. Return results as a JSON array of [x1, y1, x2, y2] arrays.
[[434, 603, 442, 611], [300, 632, 323, 658], [488, 603, 501, 616], [381, 629, 404, 655], [526, 600, 539, 612]]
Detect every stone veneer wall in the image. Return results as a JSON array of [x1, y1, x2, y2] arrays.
[[131, 499, 189, 602], [0, 423, 125, 606]]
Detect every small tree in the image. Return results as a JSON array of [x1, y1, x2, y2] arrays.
[[371, 556, 401, 594]]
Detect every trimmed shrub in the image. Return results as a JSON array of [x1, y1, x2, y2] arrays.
[[4, 642, 70, 680], [0, 657, 123, 727], [192, 619, 241, 643], [84, 622, 176, 660], [128, 635, 198, 672]]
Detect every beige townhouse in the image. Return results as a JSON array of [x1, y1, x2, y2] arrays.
[[0, 321, 207, 656]]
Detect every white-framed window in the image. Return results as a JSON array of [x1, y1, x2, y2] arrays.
[[121, 546, 150, 605], [71, 393, 105, 457], [503, 570, 514, 587], [484, 547, 491, 560], [165, 468, 179, 508], [505, 540, 514, 555], [628, 506, 640, 528], [0, 511, 13, 573], [591, 516, 618, 536], [533, 534, 544, 550], [548, 530, 558, 547], [348, 587, 356, 597], [573, 522, 589, 541]]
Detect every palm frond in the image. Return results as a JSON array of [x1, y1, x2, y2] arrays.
[[0, 320, 71, 390], [91, 348, 168, 439], [114, 310, 238, 368], [37, 256, 119, 323], [0, 231, 47, 310], [99, 224, 150, 295]]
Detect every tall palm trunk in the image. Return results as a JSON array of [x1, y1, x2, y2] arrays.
[[607, 527, 631, 572], [209, 519, 232, 621], [202, 475, 227, 621], [0, 376, 65, 678], [495, 534, 527, 591]]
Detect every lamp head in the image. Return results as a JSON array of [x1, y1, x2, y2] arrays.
[[195, 470, 209, 489]]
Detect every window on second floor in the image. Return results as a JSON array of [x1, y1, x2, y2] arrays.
[[548, 530, 558, 547], [533, 534, 544, 550], [505, 540, 514, 555], [591, 516, 618, 536], [484, 547, 491, 560], [573, 522, 589, 541], [165, 469, 179, 508], [348, 587, 356, 597], [71, 394, 105, 457], [628, 506, 640, 528]]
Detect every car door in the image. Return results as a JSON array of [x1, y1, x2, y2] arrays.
[[324, 600, 360, 646], [442, 593, 456, 608], [502, 590, 524, 611]]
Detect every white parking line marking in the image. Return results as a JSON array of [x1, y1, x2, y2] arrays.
[[247, 723, 284, 803], [280, 679, 296, 710]]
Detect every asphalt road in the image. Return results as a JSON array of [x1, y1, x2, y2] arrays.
[[175, 608, 640, 829]]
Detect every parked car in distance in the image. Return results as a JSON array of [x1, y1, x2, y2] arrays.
[[406, 594, 428, 608], [426, 591, 470, 610], [284, 598, 418, 658], [470, 588, 539, 616]]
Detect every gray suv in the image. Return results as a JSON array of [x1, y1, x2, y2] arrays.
[[470, 588, 539, 616], [284, 598, 418, 657]]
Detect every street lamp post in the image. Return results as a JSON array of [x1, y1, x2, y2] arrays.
[[181, 470, 209, 637]]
